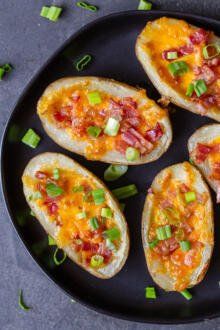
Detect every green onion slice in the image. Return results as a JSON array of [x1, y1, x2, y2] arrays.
[[53, 247, 67, 266], [75, 54, 92, 72], [189, 158, 194, 165], [40, 6, 50, 18], [2, 63, 12, 73], [126, 147, 140, 161], [104, 164, 128, 182], [180, 289, 192, 300], [185, 191, 196, 203], [156, 225, 172, 240], [87, 91, 102, 105], [48, 235, 56, 246], [101, 207, 113, 218], [138, 0, 152, 10], [21, 128, 41, 148], [76, 1, 98, 12], [167, 51, 178, 60], [103, 227, 120, 240], [104, 117, 120, 136], [18, 290, 31, 311], [76, 212, 87, 219], [149, 239, 159, 249], [92, 188, 105, 205], [194, 79, 207, 97], [168, 61, 189, 76], [112, 184, 138, 200], [72, 185, 84, 192], [90, 255, 104, 267], [145, 286, 156, 299], [32, 191, 42, 200], [0, 67, 5, 80], [89, 217, 99, 230], [186, 83, 194, 97], [53, 168, 59, 180], [202, 43, 220, 59], [47, 6, 62, 22], [46, 183, 63, 198], [87, 126, 102, 137], [180, 240, 191, 252]]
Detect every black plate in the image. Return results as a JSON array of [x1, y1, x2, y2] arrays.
[[1, 10, 220, 324]]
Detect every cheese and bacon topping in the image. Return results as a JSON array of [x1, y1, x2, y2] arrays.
[[23, 166, 122, 269], [140, 17, 220, 113], [37, 81, 168, 162], [145, 162, 213, 291]]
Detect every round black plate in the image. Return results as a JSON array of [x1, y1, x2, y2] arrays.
[[1, 10, 220, 324]]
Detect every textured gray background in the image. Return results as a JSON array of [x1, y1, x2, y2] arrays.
[[0, 1, 220, 329]]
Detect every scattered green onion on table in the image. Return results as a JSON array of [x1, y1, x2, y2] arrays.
[[18, 290, 31, 311], [76, 1, 98, 12], [75, 54, 92, 71]]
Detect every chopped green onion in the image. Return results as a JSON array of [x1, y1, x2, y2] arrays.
[[202, 43, 220, 59], [72, 185, 84, 192], [164, 225, 172, 238], [104, 117, 120, 136], [168, 61, 189, 76], [76, 1, 98, 12], [145, 286, 156, 299], [33, 191, 42, 200], [0, 67, 5, 80], [156, 227, 167, 240], [46, 183, 63, 198], [138, 0, 152, 10], [167, 51, 178, 60], [180, 289, 192, 300], [53, 247, 67, 266], [104, 164, 128, 182], [21, 128, 41, 148], [180, 240, 191, 252], [185, 191, 196, 203], [89, 217, 99, 230], [75, 54, 92, 72], [40, 6, 50, 18], [189, 158, 194, 165], [2, 63, 12, 73], [112, 184, 138, 200], [106, 238, 116, 251], [103, 227, 120, 240], [186, 83, 194, 97], [76, 212, 87, 219], [18, 290, 31, 311], [194, 79, 207, 97], [149, 239, 159, 249], [53, 168, 59, 180], [92, 188, 105, 205], [119, 203, 125, 212], [87, 126, 102, 137], [90, 255, 104, 268], [87, 91, 102, 105], [30, 210, 35, 217], [101, 207, 113, 218], [47, 6, 62, 22], [126, 147, 140, 161], [48, 235, 56, 246]]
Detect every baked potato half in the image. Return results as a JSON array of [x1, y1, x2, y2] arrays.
[[22, 152, 129, 279], [142, 162, 213, 291], [136, 17, 220, 121], [188, 124, 220, 202], [37, 77, 172, 164]]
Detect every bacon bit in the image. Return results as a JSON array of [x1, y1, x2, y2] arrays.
[[109, 99, 123, 121], [179, 183, 190, 193], [178, 44, 194, 55], [205, 57, 220, 67], [159, 199, 173, 208], [71, 92, 80, 102], [196, 192, 208, 204], [189, 28, 209, 45], [81, 241, 99, 253], [194, 64, 216, 85], [180, 221, 193, 235], [47, 202, 58, 215], [123, 116, 140, 127], [129, 127, 153, 149], [54, 111, 67, 122], [195, 143, 213, 163], [35, 171, 47, 179], [145, 123, 163, 143], [71, 117, 86, 136], [154, 237, 179, 256], [217, 185, 220, 203], [184, 250, 194, 266], [115, 139, 129, 154]]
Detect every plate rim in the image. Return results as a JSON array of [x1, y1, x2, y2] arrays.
[[1, 10, 220, 324]]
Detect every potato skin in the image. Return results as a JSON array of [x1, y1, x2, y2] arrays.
[[142, 162, 214, 291], [22, 152, 130, 279], [37, 76, 172, 165]]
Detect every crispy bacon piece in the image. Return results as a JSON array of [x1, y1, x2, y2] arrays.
[[180, 221, 193, 235], [154, 237, 179, 256], [121, 127, 153, 155], [179, 183, 190, 193], [145, 123, 163, 143], [205, 57, 220, 67], [178, 44, 194, 55], [195, 143, 213, 163], [194, 64, 216, 85], [189, 28, 209, 45], [159, 199, 173, 208], [35, 171, 47, 179], [109, 99, 123, 121]]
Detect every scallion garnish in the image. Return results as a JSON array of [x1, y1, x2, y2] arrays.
[[167, 51, 178, 60], [18, 290, 31, 311], [104, 164, 128, 182], [180, 240, 191, 252], [138, 0, 152, 10], [46, 183, 63, 198], [0, 63, 12, 80], [91, 188, 105, 205], [90, 255, 104, 268], [103, 227, 120, 240], [75, 54, 92, 71], [21, 128, 41, 148], [145, 286, 156, 299], [48, 235, 56, 246], [194, 79, 207, 97], [87, 91, 102, 105], [168, 61, 189, 76], [189, 158, 194, 165], [87, 126, 102, 137], [156, 225, 172, 240], [126, 147, 140, 161], [53, 168, 59, 180], [184, 191, 196, 203], [76, 212, 87, 219], [101, 207, 113, 218], [112, 184, 138, 200], [202, 43, 220, 59], [72, 185, 84, 192], [40, 6, 50, 18], [53, 247, 67, 266], [104, 117, 120, 136], [76, 1, 98, 12], [0, 67, 5, 80], [149, 239, 159, 249], [32, 191, 42, 200], [186, 83, 194, 97], [89, 217, 99, 230], [40, 5, 62, 22], [180, 289, 192, 300]]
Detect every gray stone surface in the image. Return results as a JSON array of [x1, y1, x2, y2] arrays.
[[0, 1, 220, 329]]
